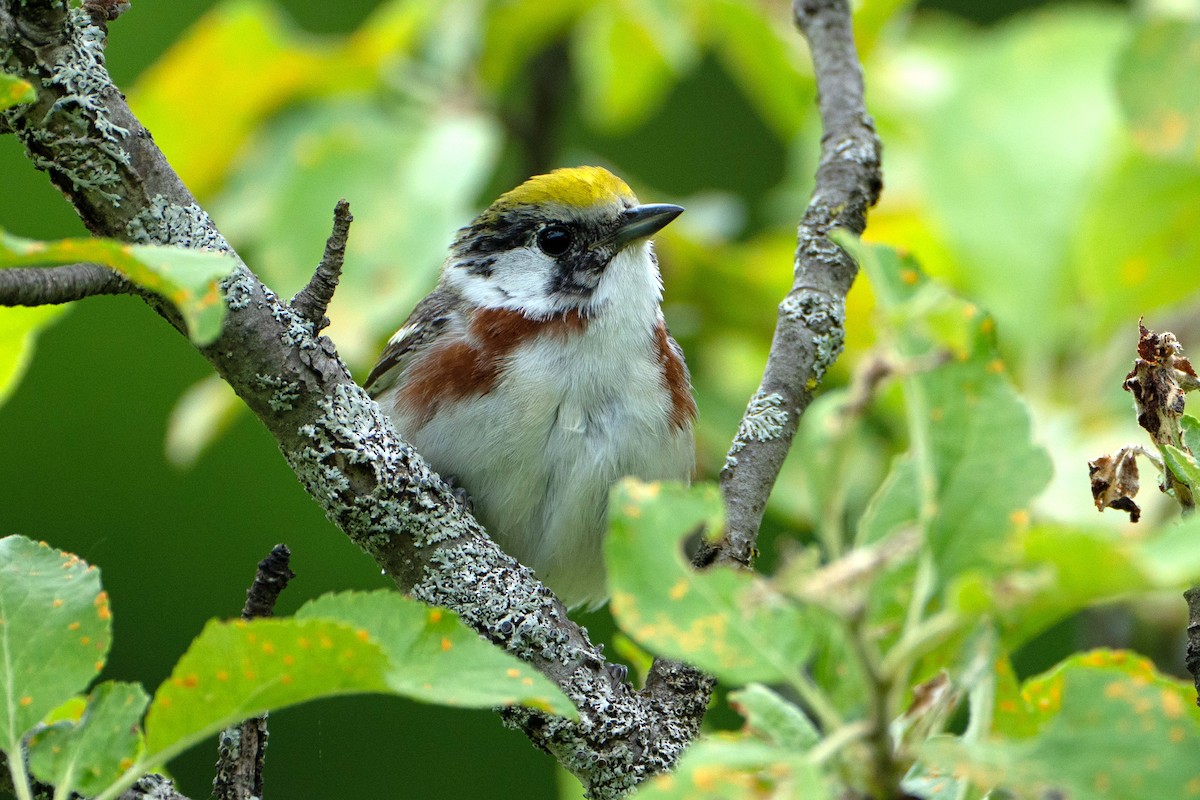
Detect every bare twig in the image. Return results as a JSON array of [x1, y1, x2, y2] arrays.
[[213, 545, 295, 800], [701, 0, 883, 569], [290, 200, 351, 332], [82, 0, 129, 24], [0, 262, 132, 305], [238, 543, 295, 620]]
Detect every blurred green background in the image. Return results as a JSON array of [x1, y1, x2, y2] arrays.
[[5, 0, 1198, 796]]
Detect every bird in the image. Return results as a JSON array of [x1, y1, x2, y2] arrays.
[[364, 166, 696, 610]]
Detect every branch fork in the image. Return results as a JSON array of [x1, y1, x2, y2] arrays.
[[0, 0, 881, 794]]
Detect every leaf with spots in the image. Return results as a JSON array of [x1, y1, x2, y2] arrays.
[[630, 735, 830, 799], [922, 650, 1200, 799], [296, 591, 576, 717], [1117, 18, 1200, 164], [0, 74, 35, 110], [845, 238, 1052, 582], [141, 617, 392, 765], [27, 681, 147, 797], [0, 229, 237, 344], [606, 480, 821, 685], [0, 536, 111, 757]]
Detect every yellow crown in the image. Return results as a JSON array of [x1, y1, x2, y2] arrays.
[[492, 166, 636, 212]]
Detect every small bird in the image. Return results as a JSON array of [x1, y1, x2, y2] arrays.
[[365, 166, 696, 609]]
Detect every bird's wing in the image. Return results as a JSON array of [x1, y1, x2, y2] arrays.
[[363, 287, 463, 397]]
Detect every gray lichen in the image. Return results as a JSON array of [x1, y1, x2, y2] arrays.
[[255, 373, 301, 413], [780, 288, 846, 386], [222, 268, 255, 311], [274, 303, 319, 350], [7, 10, 130, 203], [724, 391, 790, 473], [414, 541, 571, 659], [126, 195, 230, 251], [286, 382, 469, 555]]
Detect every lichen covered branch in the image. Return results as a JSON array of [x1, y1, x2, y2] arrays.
[[290, 199, 351, 333], [0, 2, 708, 794], [706, 0, 882, 568]]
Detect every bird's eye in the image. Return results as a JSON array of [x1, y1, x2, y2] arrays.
[[536, 225, 572, 257]]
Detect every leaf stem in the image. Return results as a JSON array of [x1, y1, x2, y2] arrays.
[[844, 613, 904, 798], [5, 746, 34, 800], [806, 720, 872, 765], [786, 671, 844, 734], [881, 610, 962, 682]]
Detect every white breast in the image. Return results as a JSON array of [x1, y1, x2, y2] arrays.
[[390, 245, 694, 609]]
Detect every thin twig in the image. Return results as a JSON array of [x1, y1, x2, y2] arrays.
[[290, 200, 351, 332], [0, 263, 132, 306], [213, 545, 295, 800], [701, 0, 883, 569]]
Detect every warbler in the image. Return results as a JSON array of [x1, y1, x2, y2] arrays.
[[365, 166, 695, 609]]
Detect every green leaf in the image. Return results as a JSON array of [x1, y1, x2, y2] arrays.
[[727, 683, 819, 751], [479, 0, 587, 90], [0, 230, 236, 344], [1117, 18, 1200, 163], [1138, 513, 1200, 586], [999, 526, 1151, 650], [1071, 155, 1200, 330], [914, 8, 1125, 356], [142, 617, 392, 763], [631, 735, 829, 799], [606, 480, 818, 685], [0, 74, 35, 110], [0, 305, 67, 409], [1182, 414, 1200, 457], [296, 591, 576, 717], [28, 682, 147, 797], [849, 240, 1053, 581], [0, 536, 110, 751], [1162, 443, 1200, 490], [923, 651, 1200, 799]]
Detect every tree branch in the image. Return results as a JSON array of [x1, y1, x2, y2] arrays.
[[0, 263, 132, 305], [702, 0, 883, 569], [1, 0, 880, 794], [213, 545, 295, 800], [290, 200, 351, 333], [0, 3, 706, 795]]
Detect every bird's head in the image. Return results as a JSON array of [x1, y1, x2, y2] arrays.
[[444, 166, 683, 317]]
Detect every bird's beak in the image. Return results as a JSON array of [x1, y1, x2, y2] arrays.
[[599, 203, 684, 251]]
